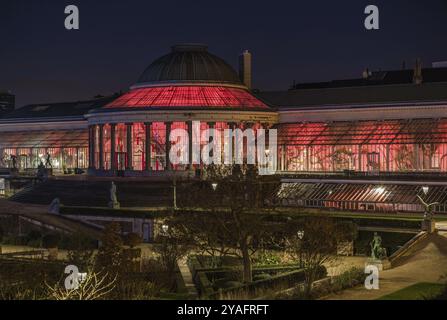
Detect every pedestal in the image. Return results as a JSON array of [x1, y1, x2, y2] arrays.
[[108, 201, 120, 209], [365, 258, 391, 271], [422, 219, 436, 233]]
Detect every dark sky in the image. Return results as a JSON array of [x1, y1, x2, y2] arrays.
[[1, 0, 446, 108]]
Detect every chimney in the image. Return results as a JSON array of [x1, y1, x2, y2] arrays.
[[239, 50, 252, 89], [413, 58, 423, 85], [362, 68, 370, 79]]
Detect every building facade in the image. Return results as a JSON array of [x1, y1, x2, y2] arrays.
[[1, 45, 447, 214], [86, 45, 277, 175]]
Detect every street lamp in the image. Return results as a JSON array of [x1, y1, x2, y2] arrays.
[[297, 230, 305, 268], [161, 224, 169, 236], [211, 182, 218, 191], [422, 186, 429, 196]]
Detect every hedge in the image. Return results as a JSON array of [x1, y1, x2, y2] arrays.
[[187, 255, 327, 299], [60, 206, 171, 219], [207, 265, 327, 299]]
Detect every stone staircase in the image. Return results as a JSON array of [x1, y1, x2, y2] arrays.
[[10, 179, 172, 208], [8, 183, 35, 202], [388, 231, 431, 268]]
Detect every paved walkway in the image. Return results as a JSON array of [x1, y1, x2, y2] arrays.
[[323, 232, 447, 300], [177, 257, 198, 298]]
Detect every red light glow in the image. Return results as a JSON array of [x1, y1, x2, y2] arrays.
[[105, 86, 268, 109]]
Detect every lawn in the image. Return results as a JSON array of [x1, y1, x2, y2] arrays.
[[378, 283, 445, 300]]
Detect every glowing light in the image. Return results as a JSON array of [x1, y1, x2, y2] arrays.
[[106, 86, 269, 109], [211, 182, 218, 191], [422, 186, 429, 195], [374, 186, 385, 195], [297, 230, 305, 240]]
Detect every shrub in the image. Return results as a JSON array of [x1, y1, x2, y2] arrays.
[[26, 239, 43, 248], [26, 230, 43, 247], [208, 266, 326, 299], [66, 233, 97, 270], [140, 258, 174, 290], [222, 281, 243, 289], [42, 234, 61, 248], [116, 280, 159, 300], [331, 267, 365, 293], [253, 273, 272, 281], [96, 222, 124, 276], [125, 232, 143, 248], [27, 230, 42, 241], [254, 251, 282, 266]]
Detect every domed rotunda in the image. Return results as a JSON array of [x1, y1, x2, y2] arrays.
[[86, 44, 278, 175]]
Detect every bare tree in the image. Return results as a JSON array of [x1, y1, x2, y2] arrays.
[[176, 164, 280, 283], [46, 270, 116, 300], [152, 225, 190, 291], [287, 217, 349, 298]]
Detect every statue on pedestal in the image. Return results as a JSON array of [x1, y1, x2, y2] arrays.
[[417, 194, 438, 233], [48, 198, 61, 214], [108, 181, 120, 209], [370, 232, 387, 260]]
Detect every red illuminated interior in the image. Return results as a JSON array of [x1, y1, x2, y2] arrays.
[[105, 86, 268, 109], [278, 119, 447, 173]]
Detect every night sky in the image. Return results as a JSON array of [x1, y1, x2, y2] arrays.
[[1, 0, 446, 108]]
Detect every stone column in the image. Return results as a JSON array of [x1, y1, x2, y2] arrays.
[[126, 123, 133, 170], [281, 145, 286, 171], [89, 125, 96, 169], [76, 147, 80, 169], [207, 122, 215, 159], [110, 123, 116, 171], [145, 122, 152, 171], [358, 145, 362, 172], [415, 144, 420, 171], [165, 122, 172, 170], [187, 121, 193, 170], [263, 123, 270, 148], [99, 124, 104, 170], [245, 122, 254, 166], [229, 122, 237, 164], [305, 146, 310, 172], [386, 144, 390, 172], [262, 123, 269, 161]]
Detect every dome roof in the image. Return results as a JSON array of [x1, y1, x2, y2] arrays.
[[105, 85, 269, 110], [136, 44, 242, 85]]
